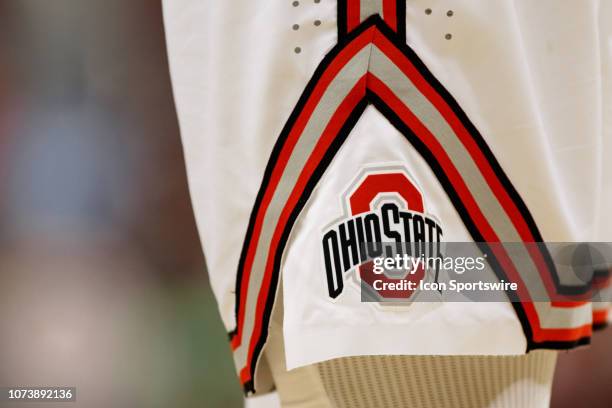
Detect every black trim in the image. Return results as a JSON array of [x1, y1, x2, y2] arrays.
[[593, 268, 610, 280], [367, 24, 595, 351], [368, 91, 543, 350], [227, 328, 237, 340], [230, 17, 378, 342], [530, 336, 591, 350], [243, 380, 255, 395], [367, 92, 480, 245], [338, 1, 406, 42], [371, 88, 595, 353], [373, 20, 591, 297], [247, 99, 369, 389], [235, 16, 598, 392], [593, 322, 609, 332], [395, 0, 406, 41], [337, 0, 348, 40]]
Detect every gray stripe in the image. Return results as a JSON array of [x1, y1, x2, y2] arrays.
[[369, 45, 521, 240], [360, 0, 384, 22], [236, 33, 590, 377], [369, 46, 591, 329], [234, 45, 372, 369], [534, 301, 592, 329]]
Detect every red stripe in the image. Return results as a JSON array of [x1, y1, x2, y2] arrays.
[[593, 309, 609, 325], [240, 367, 250, 384], [368, 73, 593, 344], [231, 27, 375, 350], [382, 0, 397, 32], [242, 77, 367, 382], [536, 323, 592, 341], [372, 34, 590, 309], [347, 0, 361, 33], [383, 34, 594, 304], [551, 301, 589, 307], [238, 25, 595, 384], [366, 73, 541, 334]]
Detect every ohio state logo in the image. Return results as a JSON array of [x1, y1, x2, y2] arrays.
[[321, 165, 443, 300]]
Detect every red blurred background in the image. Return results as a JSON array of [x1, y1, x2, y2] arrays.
[[0, 1, 609, 407]]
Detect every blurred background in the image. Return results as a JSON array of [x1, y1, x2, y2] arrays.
[[0, 1, 241, 407], [0, 1, 609, 407]]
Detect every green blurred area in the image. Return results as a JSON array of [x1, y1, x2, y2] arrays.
[[148, 284, 242, 408]]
